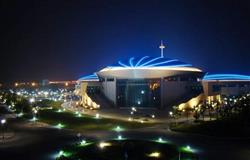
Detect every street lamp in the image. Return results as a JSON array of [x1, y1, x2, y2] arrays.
[[1, 119, 6, 141]]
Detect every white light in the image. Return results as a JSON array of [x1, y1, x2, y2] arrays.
[[95, 113, 100, 119], [118, 135, 122, 140], [169, 111, 173, 116], [141, 90, 145, 94], [151, 114, 155, 118], [1, 119, 6, 124], [80, 140, 86, 145], [132, 107, 137, 112], [137, 101, 141, 105], [29, 98, 35, 103], [158, 137, 163, 142]]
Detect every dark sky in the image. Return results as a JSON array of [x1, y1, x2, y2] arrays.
[[1, 0, 250, 82]]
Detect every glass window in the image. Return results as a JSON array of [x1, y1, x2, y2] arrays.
[[116, 79, 161, 108]]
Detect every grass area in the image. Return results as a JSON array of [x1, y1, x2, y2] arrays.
[[170, 120, 250, 137], [37, 109, 157, 131], [56, 139, 198, 160]]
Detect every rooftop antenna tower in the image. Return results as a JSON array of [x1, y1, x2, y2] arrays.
[[159, 40, 165, 58]]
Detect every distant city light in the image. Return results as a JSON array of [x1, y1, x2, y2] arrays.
[[29, 98, 35, 103]]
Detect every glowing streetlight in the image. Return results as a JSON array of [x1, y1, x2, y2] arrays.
[[1, 119, 6, 125], [169, 111, 173, 116], [1, 119, 6, 141], [80, 140, 86, 145], [158, 137, 163, 142], [117, 135, 122, 140], [29, 98, 35, 103], [56, 123, 64, 129], [132, 107, 137, 112], [148, 152, 160, 158], [114, 125, 124, 132], [99, 142, 111, 149], [57, 150, 65, 158], [95, 113, 100, 119]]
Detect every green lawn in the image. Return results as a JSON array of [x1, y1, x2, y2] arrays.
[[170, 120, 250, 137], [37, 109, 157, 132]]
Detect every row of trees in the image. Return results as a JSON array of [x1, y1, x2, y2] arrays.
[[171, 93, 250, 124], [0, 90, 32, 113]]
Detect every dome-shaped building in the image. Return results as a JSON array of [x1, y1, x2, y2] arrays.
[[84, 56, 205, 109]]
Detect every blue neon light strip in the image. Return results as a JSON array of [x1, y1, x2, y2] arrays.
[[110, 56, 193, 68], [79, 73, 99, 80], [203, 74, 250, 80], [118, 61, 129, 67], [135, 56, 149, 67], [129, 57, 134, 67], [146, 59, 179, 67], [140, 57, 163, 67]]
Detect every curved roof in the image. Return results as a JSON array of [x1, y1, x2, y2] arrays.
[[109, 56, 192, 68], [203, 74, 250, 81], [99, 56, 202, 73], [78, 73, 99, 81], [97, 56, 203, 79]]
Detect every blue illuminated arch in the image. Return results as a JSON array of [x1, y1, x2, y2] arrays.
[[110, 56, 192, 68], [203, 74, 250, 80]]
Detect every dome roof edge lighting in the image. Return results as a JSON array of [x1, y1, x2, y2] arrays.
[[78, 73, 99, 82], [100, 56, 202, 72], [203, 74, 250, 81]]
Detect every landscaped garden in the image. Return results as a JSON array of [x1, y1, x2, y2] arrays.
[[55, 139, 198, 160]]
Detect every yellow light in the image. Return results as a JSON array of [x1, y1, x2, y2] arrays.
[[15, 82, 19, 87], [31, 82, 36, 86], [65, 82, 69, 86], [148, 152, 160, 158], [99, 142, 111, 149]]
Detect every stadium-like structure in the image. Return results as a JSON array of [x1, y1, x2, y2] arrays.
[[76, 56, 205, 109]]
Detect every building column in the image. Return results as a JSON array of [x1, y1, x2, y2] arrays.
[[160, 77, 164, 109]]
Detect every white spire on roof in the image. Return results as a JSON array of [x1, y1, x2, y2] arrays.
[[159, 40, 165, 58]]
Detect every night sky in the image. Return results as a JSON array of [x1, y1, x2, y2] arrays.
[[1, 0, 250, 83]]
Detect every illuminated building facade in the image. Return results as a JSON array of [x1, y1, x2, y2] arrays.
[[202, 74, 250, 97], [77, 56, 204, 109]]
